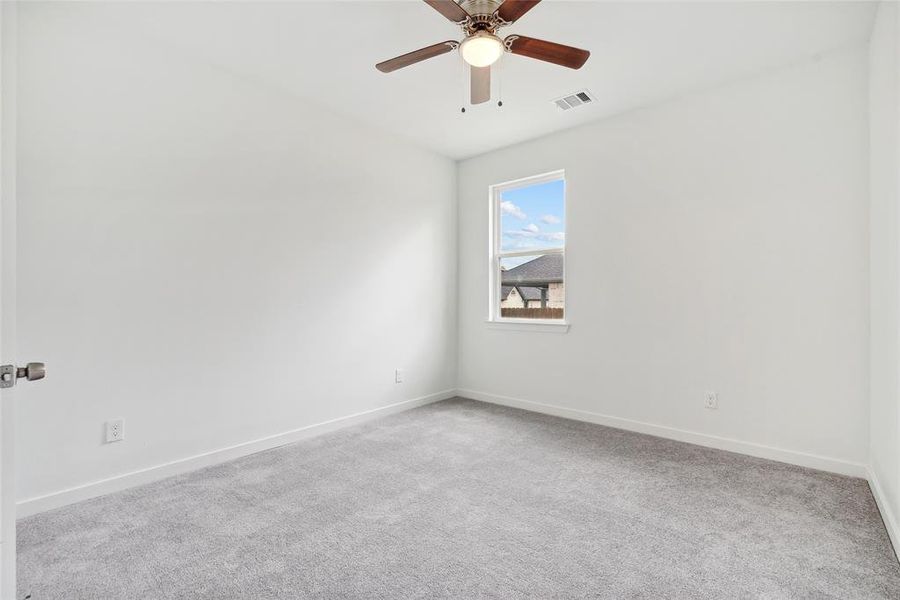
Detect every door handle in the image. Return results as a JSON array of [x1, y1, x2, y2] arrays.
[[17, 362, 46, 382], [0, 362, 46, 388]]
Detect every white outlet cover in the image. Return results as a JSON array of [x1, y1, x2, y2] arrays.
[[704, 392, 719, 410], [395, 369, 404, 384], [105, 419, 124, 443]]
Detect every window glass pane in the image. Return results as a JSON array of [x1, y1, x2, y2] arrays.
[[499, 254, 565, 320], [499, 179, 565, 253]]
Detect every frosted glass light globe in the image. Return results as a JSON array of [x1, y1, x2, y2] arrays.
[[460, 32, 504, 68]]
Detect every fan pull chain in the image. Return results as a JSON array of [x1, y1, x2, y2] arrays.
[[497, 57, 504, 108], [461, 60, 467, 114]]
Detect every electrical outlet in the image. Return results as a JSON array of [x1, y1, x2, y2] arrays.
[[395, 368, 404, 384], [105, 419, 124, 443], [704, 391, 719, 410]]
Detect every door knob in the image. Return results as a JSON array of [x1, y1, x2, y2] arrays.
[[17, 362, 46, 382], [0, 362, 46, 388]]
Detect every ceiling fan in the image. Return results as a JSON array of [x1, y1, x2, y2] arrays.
[[375, 0, 590, 107]]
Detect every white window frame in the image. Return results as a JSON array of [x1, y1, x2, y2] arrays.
[[488, 169, 568, 331]]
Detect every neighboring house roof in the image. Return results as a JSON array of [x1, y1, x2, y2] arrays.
[[501, 254, 563, 287], [517, 286, 543, 300], [501, 285, 544, 301]]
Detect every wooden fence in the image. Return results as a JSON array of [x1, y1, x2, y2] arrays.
[[500, 308, 565, 320]]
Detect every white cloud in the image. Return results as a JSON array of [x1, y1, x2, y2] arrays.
[[523, 223, 540, 233], [504, 230, 566, 243], [500, 201, 526, 220], [540, 214, 561, 225], [503, 239, 539, 251], [539, 232, 566, 242]]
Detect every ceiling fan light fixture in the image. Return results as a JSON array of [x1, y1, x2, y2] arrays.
[[460, 32, 504, 68]]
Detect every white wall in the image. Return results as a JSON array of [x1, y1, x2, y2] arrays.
[[11, 2, 885, 523], [15, 3, 457, 505], [458, 46, 871, 473], [869, 0, 900, 548]]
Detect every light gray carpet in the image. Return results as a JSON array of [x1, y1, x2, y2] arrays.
[[18, 398, 900, 599]]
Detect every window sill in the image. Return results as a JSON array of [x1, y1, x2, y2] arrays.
[[485, 319, 570, 333]]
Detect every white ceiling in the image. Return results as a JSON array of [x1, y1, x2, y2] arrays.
[[99, 1, 876, 159]]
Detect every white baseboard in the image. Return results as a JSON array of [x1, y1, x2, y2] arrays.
[[868, 467, 900, 560], [458, 389, 868, 478], [17, 389, 456, 518]]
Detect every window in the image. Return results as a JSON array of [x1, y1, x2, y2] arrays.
[[490, 171, 566, 323]]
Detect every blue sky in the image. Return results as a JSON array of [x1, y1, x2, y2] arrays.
[[500, 179, 565, 253]]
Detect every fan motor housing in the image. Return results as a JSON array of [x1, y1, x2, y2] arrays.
[[460, 0, 502, 19], [460, 0, 504, 34]]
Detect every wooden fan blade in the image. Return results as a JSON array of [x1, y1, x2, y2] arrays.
[[471, 66, 491, 104], [376, 41, 457, 73], [506, 35, 590, 69], [424, 0, 469, 23], [497, 0, 541, 24]]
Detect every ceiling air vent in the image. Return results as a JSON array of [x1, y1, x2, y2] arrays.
[[553, 90, 596, 111]]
